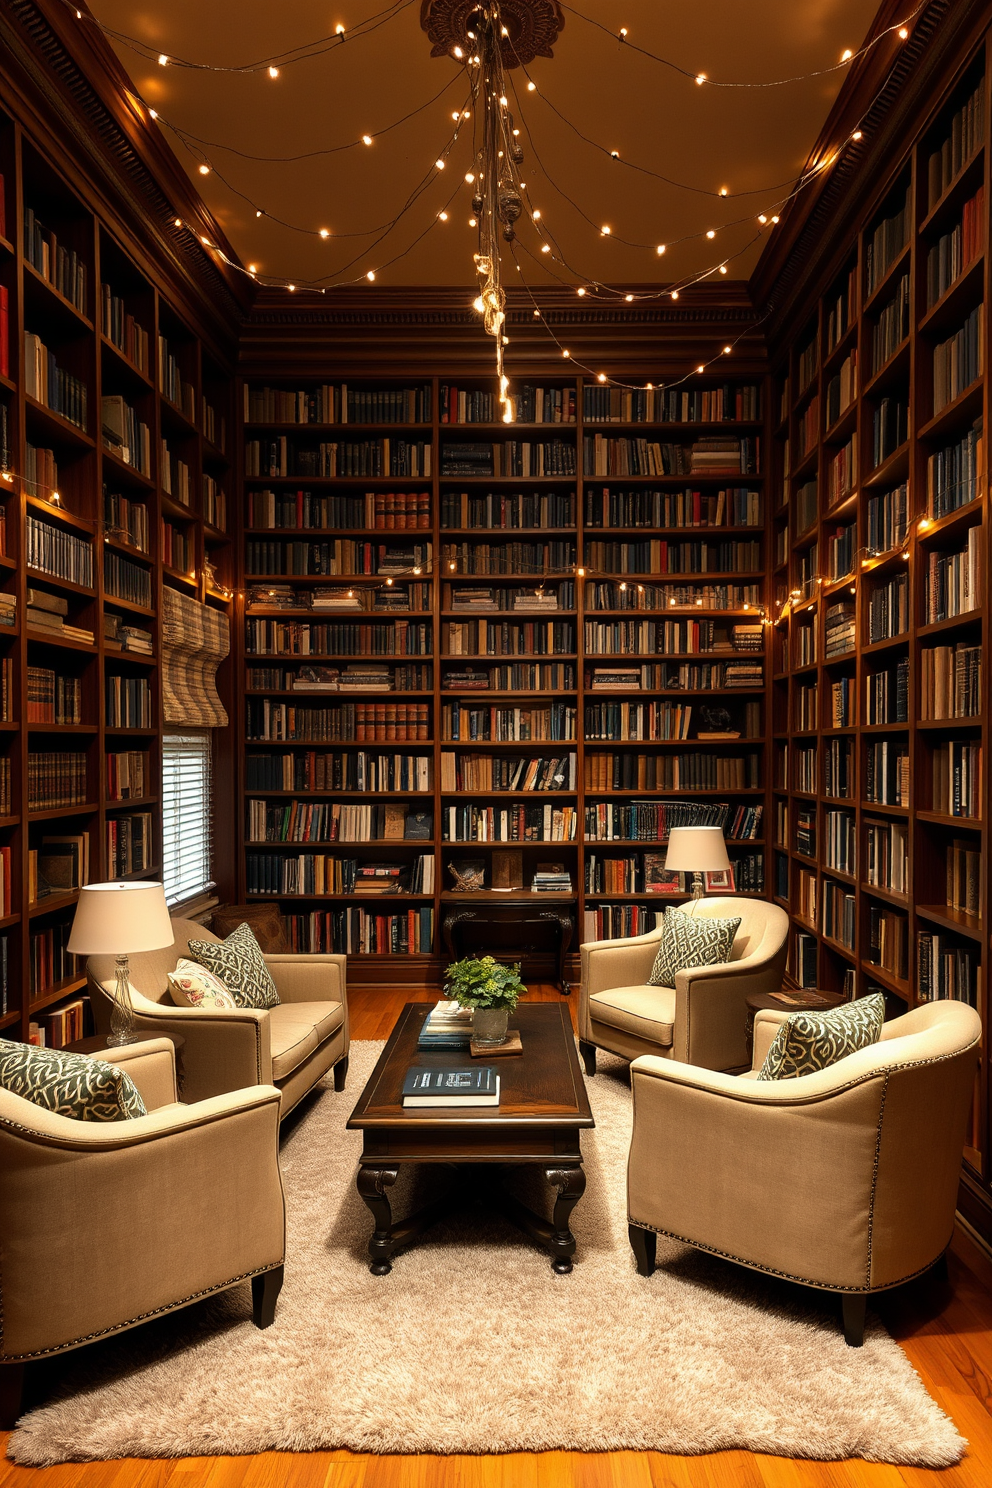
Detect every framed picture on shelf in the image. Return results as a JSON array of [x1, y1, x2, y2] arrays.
[[705, 868, 736, 892], [644, 856, 684, 896]]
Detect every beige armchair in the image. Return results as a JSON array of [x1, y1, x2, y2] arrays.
[[0, 1039, 284, 1426], [579, 897, 789, 1074], [626, 999, 982, 1345], [87, 918, 349, 1116]]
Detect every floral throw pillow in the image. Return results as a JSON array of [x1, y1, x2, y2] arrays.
[[757, 993, 885, 1081], [0, 1039, 146, 1121], [167, 958, 238, 1010], [647, 907, 741, 988], [187, 922, 280, 1010]]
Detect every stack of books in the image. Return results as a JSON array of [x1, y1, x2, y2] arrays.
[[0, 592, 16, 629], [26, 589, 94, 645], [514, 590, 559, 611], [532, 864, 571, 893], [312, 588, 364, 610], [402, 1065, 499, 1107], [417, 1000, 475, 1050], [452, 587, 499, 611]]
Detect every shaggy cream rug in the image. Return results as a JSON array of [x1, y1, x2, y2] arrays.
[[9, 1041, 965, 1467]]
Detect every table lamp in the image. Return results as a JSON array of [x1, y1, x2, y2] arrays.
[[67, 882, 174, 1046], [664, 826, 731, 904]]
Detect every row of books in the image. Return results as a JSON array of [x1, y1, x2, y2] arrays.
[[926, 419, 983, 517], [440, 441, 576, 478], [244, 384, 431, 425], [865, 659, 909, 724], [440, 540, 575, 574], [583, 801, 761, 842], [247, 700, 433, 742], [582, 385, 760, 424], [281, 907, 434, 954], [945, 838, 980, 916], [823, 738, 854, 799], [25, 334, 87, 430], [919, 641, 981, 719], [104, 488, 150, 553], [932, 741, 981, 818], [924, 529, 981, 623], [871, 275, 909, 375], [158, 336, 196, 421], [827, 524, 855, 581], [27, 751, 88, 811], [865, 821, 909, 895], [825, 349, 858, 428], [107, 811, 153, 876], [27, 997, 88, 1050], [441, 704, 576, 742], [926, 187, 985, 308], [826, 436, 857, 507], [583, 435, 759, 477], [583, 619, 763, 655], [439, 753, 575, 793], [442, 662, 575, 691], [867, 482, 908, 552], [583, 904, 663, 940], [584, 487, 761, 529], [249, 543, 431, 581], [872, 397, 908, 468], [443, 620, 575, 657], [28, 832, 90, 901], [29, 922, 77, 999], [104, 549, 152, 608], [27, 667, 81, 725], [247, 489, 427, 531], [104, 613, 152, 655], [587, 662, 763, 694], [203, 475, 226, 532], [161, 520, 192, 572], [106, 751, 148, 801], [865, 189, 910, 298], [105, 675, 152, 729], [823, 809, 856, 874], [917, 933, 977, 1007], [442, 805, 578, 843], [246, 853, 435, 896], [248, 623, 432, 663], [867, 571, 908, 642], [585, 752, 759, 791], [101, 395, 151, 476], [440, 491, 575, 530], [926, 79, 984, 209], [821, 879, 855, 950], [26, 513, 93, 587], [245, 617, 434, 658], [825, 264, 858, 353], [24, 208, 87, 312], [796, 396, 819, 460], [932, 304, 984, 415], [797, 336, 818, 396], [441, 385, 573, 424], [101, 285, 149, 372], [583, 701, 696, 741], [245, 750, 432, 792], [582, 539, 762, 574], [246, 438, 432, 478], [248, 800, 433, 844], [868, 903, 908, 979], [446, 583, 573, 611]]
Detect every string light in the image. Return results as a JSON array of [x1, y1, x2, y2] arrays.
[[268, 66, 279, 79]]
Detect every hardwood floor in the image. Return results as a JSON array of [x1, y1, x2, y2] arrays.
[[2, 984, 991, 1485]]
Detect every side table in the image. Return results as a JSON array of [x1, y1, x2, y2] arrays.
[[745, 989, 845, 1063], [64, 1032, 187, 1098]]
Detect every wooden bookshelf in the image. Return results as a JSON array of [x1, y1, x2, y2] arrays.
[[755, 10, 992, 1227], [0, 9, 243, 1045], [234, 373, 770, 980]]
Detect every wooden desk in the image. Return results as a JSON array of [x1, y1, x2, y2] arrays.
[[441, 891, 575, 994]]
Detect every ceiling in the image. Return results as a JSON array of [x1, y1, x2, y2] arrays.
[[89, 0, 883, 293]]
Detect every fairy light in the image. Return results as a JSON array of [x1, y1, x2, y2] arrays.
[[268, 66, 279, 78], [336, 24, 346, 35], [671, 290, 679, 300], [841, 48, 854, 60], [898, 27, 909, 38], [465, 172, 475, 183], [541, 244, 550, 252], [597, 373, 607, 382], [319, 228, 330, 238], [439, 211, 448, 220], [706, 230, 716, 239], [852, 130, 863, 140], [158, 53, 168, 65], [527, 80, 536, 91], [656, 245, 666, 255], [453, 45, 463, 57], [695, 73, 706, 85], [198, 164, 210, 175], [600, 225, 611, 235], [173, 217, 182, 227], [362, 134, 373, 145], [366, 270, 376, 280], [435, 158, 445, 169]]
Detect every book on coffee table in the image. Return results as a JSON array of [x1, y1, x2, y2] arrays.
[[417, 1000, 474, 1049], [401, 1066, 500, 1107]]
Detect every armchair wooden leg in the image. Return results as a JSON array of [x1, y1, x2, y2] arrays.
[[252, 1265, 284, 1329], [841, 1293, 866, 1347], [579, 1040, 597, 1076], [333, 1055, 349, 1093], [628, 1224, 657, 1277], [0, 1361, 26, 1430]]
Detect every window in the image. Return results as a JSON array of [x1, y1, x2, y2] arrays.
[[162, 733, 214, 907]]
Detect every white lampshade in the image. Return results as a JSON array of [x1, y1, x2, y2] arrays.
[[664, 826, 731, 873], [67, 882, 174, 956]]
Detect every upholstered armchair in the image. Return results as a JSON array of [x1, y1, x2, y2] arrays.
[[0, 1039, 284, 1426], [87, 918, 349, 1115], [579, 897, 789, 1074], [626, 999, 982, 1345]]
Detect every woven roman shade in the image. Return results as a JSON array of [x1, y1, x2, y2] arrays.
[[161, 588, 230, 728]]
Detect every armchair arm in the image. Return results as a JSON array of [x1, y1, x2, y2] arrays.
[[98, 1038, 178, 1110], [751, 1008, 789, 1071], [0, 1084, 284, 1360], [671, 939, 788, 1070], [88, 975, 273, 1101], [627, 1054, 888, 1291], [263, 952, 347, 1007]]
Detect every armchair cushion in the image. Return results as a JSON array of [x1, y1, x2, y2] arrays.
[[268, 1001, 345, 1080], [648, 907, 741, 988], [188, 922, 280, 1010], [589, 985, 676, 1046], [757, 992, 884, 1081], [167, 958, 238, 1009], [0, 1039, 146, 1121]]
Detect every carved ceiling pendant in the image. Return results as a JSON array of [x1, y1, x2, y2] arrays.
[[420, 0, 565, 68]]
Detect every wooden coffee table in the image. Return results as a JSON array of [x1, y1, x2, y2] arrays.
[[347, 1001, 594, 1275]]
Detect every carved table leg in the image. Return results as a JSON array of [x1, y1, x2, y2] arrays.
[[357, 1165, 400, 1275], [546, 1165, 586, 1273]]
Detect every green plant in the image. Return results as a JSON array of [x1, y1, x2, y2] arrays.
[[443, 956, 526, 1011]]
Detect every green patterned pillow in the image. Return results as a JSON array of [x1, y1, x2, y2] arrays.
[[188, 922, 280, 1010], [0, 1039, 146, 1121], [647, 907, 741, 988], [757, 993, 885, 1081]]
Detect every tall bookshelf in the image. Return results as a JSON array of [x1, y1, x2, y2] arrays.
[[0, 88, 237, 1046], [235, 371, 770, 984], [767, 39, 991, 1189]]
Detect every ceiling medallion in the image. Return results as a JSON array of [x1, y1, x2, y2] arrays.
[[420, 0, 565, 68]]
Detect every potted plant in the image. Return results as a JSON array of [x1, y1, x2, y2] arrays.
[[443, 956, 526, 1047]]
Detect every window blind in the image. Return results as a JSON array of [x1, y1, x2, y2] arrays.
[[163, 734, 214, 907], [161, 587, 230, 728]]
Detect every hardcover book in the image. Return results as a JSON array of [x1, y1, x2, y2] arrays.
[[401, 1065, 499, 1106]]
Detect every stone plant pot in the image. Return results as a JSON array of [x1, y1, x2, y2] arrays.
[[472, 1006, 509, 1047]]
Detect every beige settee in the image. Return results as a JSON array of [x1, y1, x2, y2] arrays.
[[87, 918, 348, 1114], [0, 1039, 284, 1426], [626, 998, 982, 1345], [579, 897, 789, 1073]]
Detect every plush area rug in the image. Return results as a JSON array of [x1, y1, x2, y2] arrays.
[[9, 1040, 965, 1466]]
